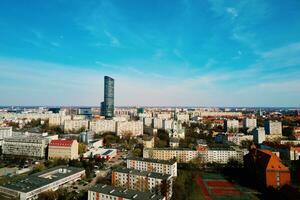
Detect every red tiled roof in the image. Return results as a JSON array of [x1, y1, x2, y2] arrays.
[[49, 139, 74, 147]]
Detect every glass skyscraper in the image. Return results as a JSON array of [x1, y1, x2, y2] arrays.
[[101, 76, 114, 119]]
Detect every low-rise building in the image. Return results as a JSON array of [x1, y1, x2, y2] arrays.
[[88, 184, 165, 200], [112, 167, 173, 200], [48, 139, 79, 160], [83, 148, 117, 160], [127, 157, 177, 177], [0, 166, 85, 200]]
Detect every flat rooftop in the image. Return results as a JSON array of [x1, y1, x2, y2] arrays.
[[114, 167, 171, 180], [0, 166, 84, 193], [127, 157, 176, 165], [90, 184, 165, 200]]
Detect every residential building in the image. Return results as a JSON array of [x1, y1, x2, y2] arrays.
[[101, 76, 114, 119], [2, 136, 47, 158], [127, 157, 177, 177], [175, 114, 189, 122], [0, 166, 85, 200], [152, 118, 163, 129], [204, 148, 247, 164], [253, 127, 266, 145], [79, 131, 94, 144], [169, 138, 179, 148], [89, 120, 116, 134], [143, 148, 200, 163], [264, 120, 282, 136], [143, 135, 155, 148], [116, 121, 143, 137], [112, 167, 173, 200], [88, 184, 165, 200], [64, 119, 89, 132], [225, 119, 239, 132], [243, 118, 257, 131], [48, 140, 79, 160], [0, 127, 13, 140]]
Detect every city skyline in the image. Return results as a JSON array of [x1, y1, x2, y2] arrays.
[[0, 0, 300, 107]]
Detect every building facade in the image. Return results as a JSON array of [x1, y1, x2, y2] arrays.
[[101, 76, 114, 119], [64, 119, 89, 132], [48, 140, 79, 160], [264, 120, 282, 136], [2, 137, 47, 158], [112, 167, 173, 200], [127, 157, 177, 177], [116, 121, 143, 137], [89, 120, 116, 134], [253, 127, 266, 145]]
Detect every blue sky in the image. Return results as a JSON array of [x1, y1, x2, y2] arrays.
[[0, 0, 300, 107]]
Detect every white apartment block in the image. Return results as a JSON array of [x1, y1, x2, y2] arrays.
[[2, 137, 47, 158], [127, 157, 177, 177], [64, 119, 89, 131], [204, 148, 246, 164], [112, 167, 173, 200], [88, 184, 165, 200], [143, 148, 200, 163], [143, 117, 153, 126], [264, 120, 282, 136], [153, 118, 163, 129], [155, 113, 171, 119], [227, 133, 253, 146], [143, 136, 155, 148], [225, 119, 239, 132], [162, 119, 173, 130], [176, 114, 189, 122], [243, 118, 257, 131], [49, 115, 71, 126], [116, 121, 143, 137], [0, 127, 13, 140], [89, 120, 116, 134], [253, 127, 266, 144]]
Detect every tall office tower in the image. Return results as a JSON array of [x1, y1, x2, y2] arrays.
[[101, 76, 114, 119]]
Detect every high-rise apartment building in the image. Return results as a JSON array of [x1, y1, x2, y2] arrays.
[[264, 120, 282, 136], [101, 76, 114, 119]]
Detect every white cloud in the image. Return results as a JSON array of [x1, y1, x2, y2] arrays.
[[226, 7, 238, 19]]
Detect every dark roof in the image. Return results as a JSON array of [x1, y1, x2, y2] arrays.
[[0, 166, 84, 193], [127, 157, 176, 165], [90, 184, 164, 200], [114, 167, 171, 180]]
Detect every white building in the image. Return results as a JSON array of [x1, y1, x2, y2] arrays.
[[0, 166, 85, 200], [127, 157, 177, 177], [143, 117, 153, 127], [143, 148, 200, 163], [253, 127, 266, 144], [175, 114, 189, 122], [0, 127, 13, 140], [153, 118, 163, 129], [89, 120, 116, 134], [64, 119, 89, 132], [243, 118, 257, 131], [2, 136, 47, 158], [264, 120, 282, 136], [116, 121, 143, 137], [205, 148, 247, 164], [225, 119, 239, 132]]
